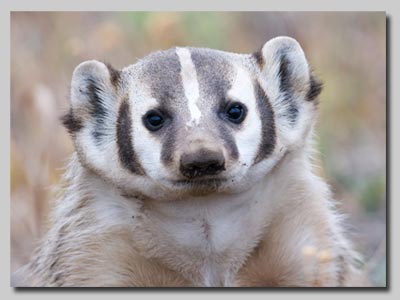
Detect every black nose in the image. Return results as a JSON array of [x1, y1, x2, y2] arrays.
[[180, 149, 225, 178]]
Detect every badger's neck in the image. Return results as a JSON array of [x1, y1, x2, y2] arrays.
[[135, 150, 313, 286], [63, 148, 313, 286], [138, 178, 277, 286]]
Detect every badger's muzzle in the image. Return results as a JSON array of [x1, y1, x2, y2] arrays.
[[179, 148, 225, 179]]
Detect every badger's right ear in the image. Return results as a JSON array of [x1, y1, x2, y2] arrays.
[[62, 60, 121, 139]]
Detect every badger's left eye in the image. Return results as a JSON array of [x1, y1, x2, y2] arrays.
[[143, 110, 165, 131], [225, 103, 246, 124]]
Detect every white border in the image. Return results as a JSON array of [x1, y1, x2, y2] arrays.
[[2, 1, 398, 299]]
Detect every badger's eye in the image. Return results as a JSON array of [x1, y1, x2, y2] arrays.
[[225, 103, 246, 124], [143, 110, 165, 131]]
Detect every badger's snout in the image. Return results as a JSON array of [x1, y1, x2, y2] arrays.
[[179, 148, 225, 179]]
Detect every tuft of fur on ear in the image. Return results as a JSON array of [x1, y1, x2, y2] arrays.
[[61, 107, 83, 134], [307, 72, 323, 102]]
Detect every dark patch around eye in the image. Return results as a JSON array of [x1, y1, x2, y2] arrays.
[[225, 103, 246, 124], [143, 110, 166, 131]]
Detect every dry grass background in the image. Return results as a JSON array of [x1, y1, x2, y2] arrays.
[[10, 12, 386, 286]]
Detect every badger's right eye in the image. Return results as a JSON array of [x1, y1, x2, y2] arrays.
[[143, 110, 165, 131], [221, 102, 247, 125]]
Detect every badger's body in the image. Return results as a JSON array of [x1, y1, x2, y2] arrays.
[[12, 37, 365, 287]]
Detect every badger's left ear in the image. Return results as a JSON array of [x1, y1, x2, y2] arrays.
[[255, 36, 322, 104], [253, 36, 322, 146]]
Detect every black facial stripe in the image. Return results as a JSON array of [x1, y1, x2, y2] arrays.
[[278, 52, 299, 125], [190, 49, 233, 101], [253, 80, 276, 165], [61, 108, 83, 134], [116, 99, 145, 175], [307, 73, 323, 102], [141, 49, 184, 107]]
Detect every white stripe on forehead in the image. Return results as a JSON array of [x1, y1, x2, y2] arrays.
[[176, 47, 201, 127]]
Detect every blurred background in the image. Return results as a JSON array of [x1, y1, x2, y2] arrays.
[[10, 12, 386, 286]]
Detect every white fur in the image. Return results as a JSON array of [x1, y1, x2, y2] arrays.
[[134, 177, 277, 286], [176, 47, 202, 127], [258, 37, 316, 149], [130, 89, 166, 177], [227, 65, 262, 171]]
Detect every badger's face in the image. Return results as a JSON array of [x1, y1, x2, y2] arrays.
[[63, 37, 322, 201]]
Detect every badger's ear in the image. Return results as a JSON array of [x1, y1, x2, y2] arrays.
[[254, 36, 322, 104], [62, 60, 125, 176], [253, 37, 322, 146], [62, 60, 121, 138]]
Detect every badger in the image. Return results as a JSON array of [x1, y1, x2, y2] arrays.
[[12, 36, 365, 287]]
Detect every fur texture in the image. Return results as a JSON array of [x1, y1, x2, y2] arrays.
[[12, 37, 366, 287]]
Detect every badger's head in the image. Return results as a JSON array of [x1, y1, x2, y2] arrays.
[[63, 36, 322, 201]]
